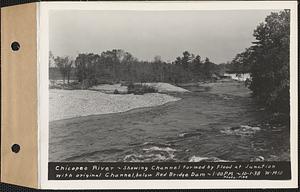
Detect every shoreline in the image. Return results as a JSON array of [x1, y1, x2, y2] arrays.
[[50, 97, 179, 123], [49, 87, 183, 122], [49, 80, 246, 122]]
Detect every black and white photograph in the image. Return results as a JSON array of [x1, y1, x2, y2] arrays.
[[39, 2, 298, 187], [48, 8, 291, 163]]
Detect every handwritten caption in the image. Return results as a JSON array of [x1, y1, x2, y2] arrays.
[[49, 162, 290, 180]]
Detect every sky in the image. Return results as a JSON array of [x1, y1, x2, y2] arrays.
[[49, 10, 279, 64]]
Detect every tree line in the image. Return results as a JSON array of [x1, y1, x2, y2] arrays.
[[50, 50, 224, 87]]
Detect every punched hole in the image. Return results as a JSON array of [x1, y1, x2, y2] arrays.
[[11, 41, 20, 51], [11, 144, 20, 153]]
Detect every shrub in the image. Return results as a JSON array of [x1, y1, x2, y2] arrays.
[[49, 80, 92, 90], [113, 89, 120, 94], [127, 83, 158, 95]]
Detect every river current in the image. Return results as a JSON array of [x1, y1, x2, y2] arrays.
[[49, 81, 290, 162]]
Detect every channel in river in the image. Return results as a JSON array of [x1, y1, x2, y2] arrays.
[[49, 81, 290, 162]]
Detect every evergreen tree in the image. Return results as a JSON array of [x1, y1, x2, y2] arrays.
[[249, 10, 290, 113]]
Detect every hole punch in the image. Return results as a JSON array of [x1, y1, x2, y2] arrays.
[[11, 41, 20, 51], [11, 144, 20, 153]]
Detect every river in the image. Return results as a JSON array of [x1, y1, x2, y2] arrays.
[[49, 81, 290, 162]]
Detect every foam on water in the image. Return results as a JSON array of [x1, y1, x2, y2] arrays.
[[143, 146, 176, 152], [124, 145, 177, 162], [221, 125, 261, 136], [179, 133, 187, 137], [178, 132, 202, 138], [124, 154, 169, 162], [250, 156, 265, 162], [189, 156, 229, 162]]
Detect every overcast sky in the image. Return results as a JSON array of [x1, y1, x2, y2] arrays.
[[50, 10, 279, 64]]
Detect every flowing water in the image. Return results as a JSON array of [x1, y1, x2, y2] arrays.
[[49, 81, 290, 162]]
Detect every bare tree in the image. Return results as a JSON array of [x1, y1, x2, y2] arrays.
[[54, 56, 73, 84]]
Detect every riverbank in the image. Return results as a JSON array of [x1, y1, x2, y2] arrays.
[[49, 89, 181, 121], [50, 82, 190, 121]]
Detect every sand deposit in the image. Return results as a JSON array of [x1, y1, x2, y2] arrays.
[[142, 83, 190, 93], [90, 82, 189, 94], [49, 89, 180, 121]]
